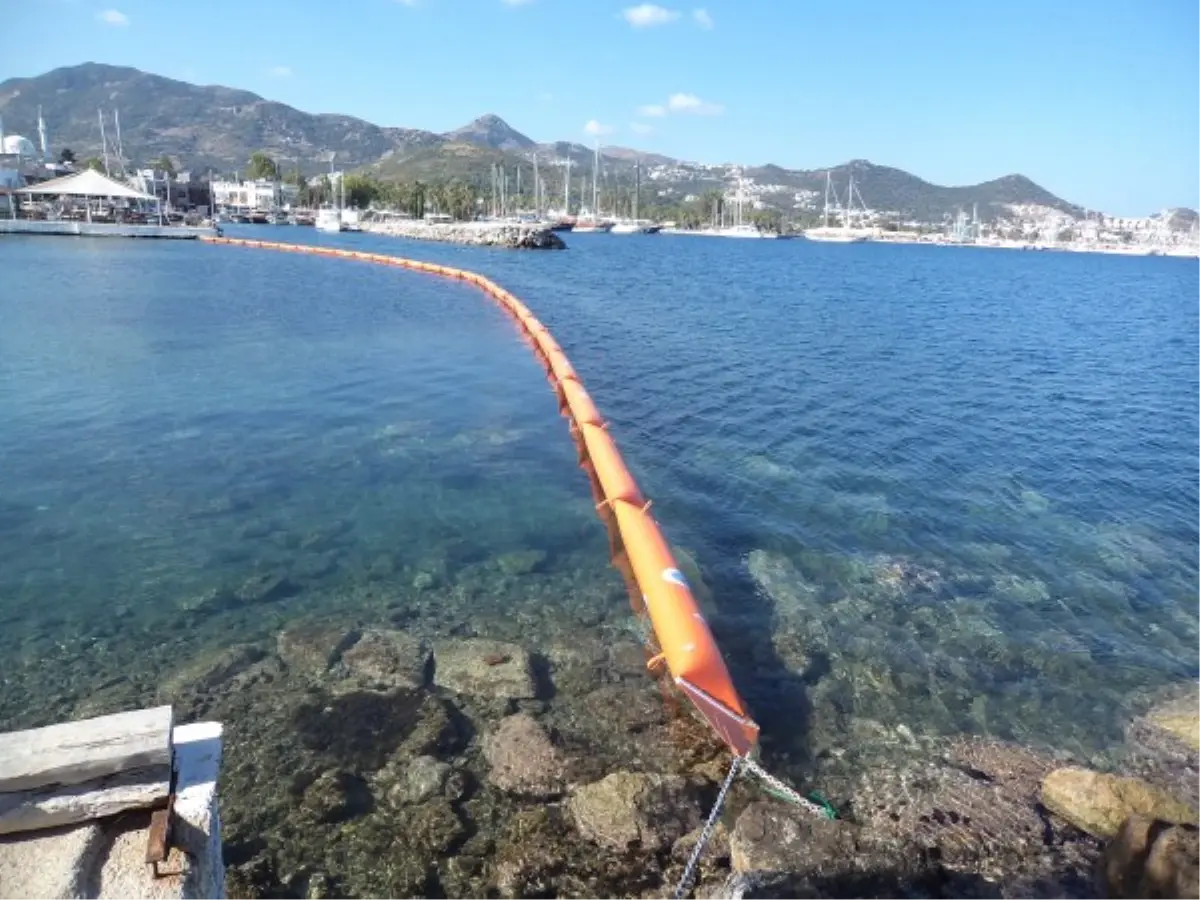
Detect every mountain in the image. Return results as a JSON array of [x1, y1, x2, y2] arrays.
[[443, 114, 534, 152], [746, 160, 1083, 221], [2, 62, 1089, 222], [0, 62, 442, 174]]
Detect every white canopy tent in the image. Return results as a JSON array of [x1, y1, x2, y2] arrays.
[[18, 168, 154, 200], [14, 168, 161, 223]]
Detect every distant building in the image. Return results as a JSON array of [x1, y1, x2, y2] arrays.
[[211, 178, 299, 211]]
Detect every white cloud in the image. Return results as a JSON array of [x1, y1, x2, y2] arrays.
[[667, 92, 723, 114], [267, 65, 292, 78], [637, 104, 666, 118], [692, 7, 713, 29], [630, 122, 656, 136], [96, 8, 128, 25], [622, 4, 679, 27], [584, 119, 614, 136]]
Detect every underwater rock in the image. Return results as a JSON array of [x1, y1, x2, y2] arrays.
[[391, 798, 467, 857], [292, 550, 340, 582], [495, 549, 547, 576], [1042, 768, 1198, 839], [338, 629, 430, 692], [729, 801, 868, 889], [482, 713, 567, 798], [412, 571, 437, 591], [293, 689, 458, 771], [433, 639, 537, 701], [567, 771, 702, 851], [388, 755, 451, 805], [672, 820, 730, 867], [1124, 684, 1200, 810], [1100, 814, 1199, 899], [177, 585, 236, 615], [276, 622, 359, 674], [158, 644, 265, 700], [850, 737, 1102, 893], [746, 550, 821, 615], [298, 771, 372, 824], [233, 571, 299, 606], [1142, 687, 1200, 753]]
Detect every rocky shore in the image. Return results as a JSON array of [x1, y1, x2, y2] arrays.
[[149, 610, 1197, 899], [362, 219, 566, 250]]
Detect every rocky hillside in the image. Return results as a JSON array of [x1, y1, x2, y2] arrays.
[[2, 62, 1090, 222], [0, 62, 442, 173]]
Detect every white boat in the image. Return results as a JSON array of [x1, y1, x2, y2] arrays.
[[315, 207, 342, 232], [340, 208, 362, 232], [315, 155, 344, 232], [713, 223, 768, 239], [804, 171, 874, 242]]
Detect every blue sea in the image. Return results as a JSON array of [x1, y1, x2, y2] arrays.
[[1, 228, 1196, 895]]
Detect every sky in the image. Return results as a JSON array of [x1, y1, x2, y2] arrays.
[[5, 0, 1198, 215]]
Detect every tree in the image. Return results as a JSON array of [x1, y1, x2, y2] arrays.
[[343, 174, 381, 209], [411, 181, 426, 219], [84, 157, 104, 172], [157, 155, 176, 176], [246, 151, 279, 181], [58, 148, 76, 165]]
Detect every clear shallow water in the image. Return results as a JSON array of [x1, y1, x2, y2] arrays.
[[0, 230, 1196, 892]]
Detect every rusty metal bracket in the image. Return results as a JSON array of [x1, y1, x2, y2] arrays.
[[145, 793, 174, 864]]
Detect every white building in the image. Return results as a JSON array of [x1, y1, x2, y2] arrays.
[[211, 178, 299, 211]]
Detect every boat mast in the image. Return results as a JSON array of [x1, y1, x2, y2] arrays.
[[98, 109, 111, 175], [563, 156, 570, 216], [844, 175, 853, 229], [532, 152, 540, 218], [113, 109, 125, 176], [633, 160, 643, 222], [823, 171, 830, 229], [592, 140, 600, 216]]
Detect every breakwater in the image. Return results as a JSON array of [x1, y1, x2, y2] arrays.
[[361, 219, 565, 249]]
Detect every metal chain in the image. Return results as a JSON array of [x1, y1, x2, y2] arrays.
[[741, 757, 832, 819], [671, 755, 835, 899], [673, 754, 743, 900]]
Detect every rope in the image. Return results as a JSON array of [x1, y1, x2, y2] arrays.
[[670, 755, 838, 899], [673, 754, 742, 900]]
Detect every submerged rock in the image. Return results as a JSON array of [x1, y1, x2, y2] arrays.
[[158, 644, 265, 699], [298, 771, 372, 824], [495, 549, 547, 576], [1100, 814, 1199, 899], [482, 713, 567, 797], [1125, 683, 1200, 811], [433, 638, 537, 701], [730, 801, 870, 889], [276, 622, 359, 673], [234, 571, 299, 606], [338, 629, 430, 691], [1142, 691, 1200, 752], [387, 755, 452, 805], [567, 771, 702, 851], [1042, 767, 1198, 839]]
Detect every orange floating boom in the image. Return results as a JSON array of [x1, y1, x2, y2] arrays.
[[199, 235, 760, 758]]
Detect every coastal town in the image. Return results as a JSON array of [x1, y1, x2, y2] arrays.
[[1, 109, 1197, 255]]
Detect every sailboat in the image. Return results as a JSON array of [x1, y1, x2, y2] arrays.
[[573, 141, 614, 233], [712, 171, 770, 238], [804, 171, 873, 242], [315, 156, 343, 232], [611, 160, 661, 234]]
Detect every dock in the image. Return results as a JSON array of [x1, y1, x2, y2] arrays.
[[0, 707, 223, 899], [0, 220, 217, 240]]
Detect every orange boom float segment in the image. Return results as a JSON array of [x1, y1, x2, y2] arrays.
[[199, 235, 760, 758]]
